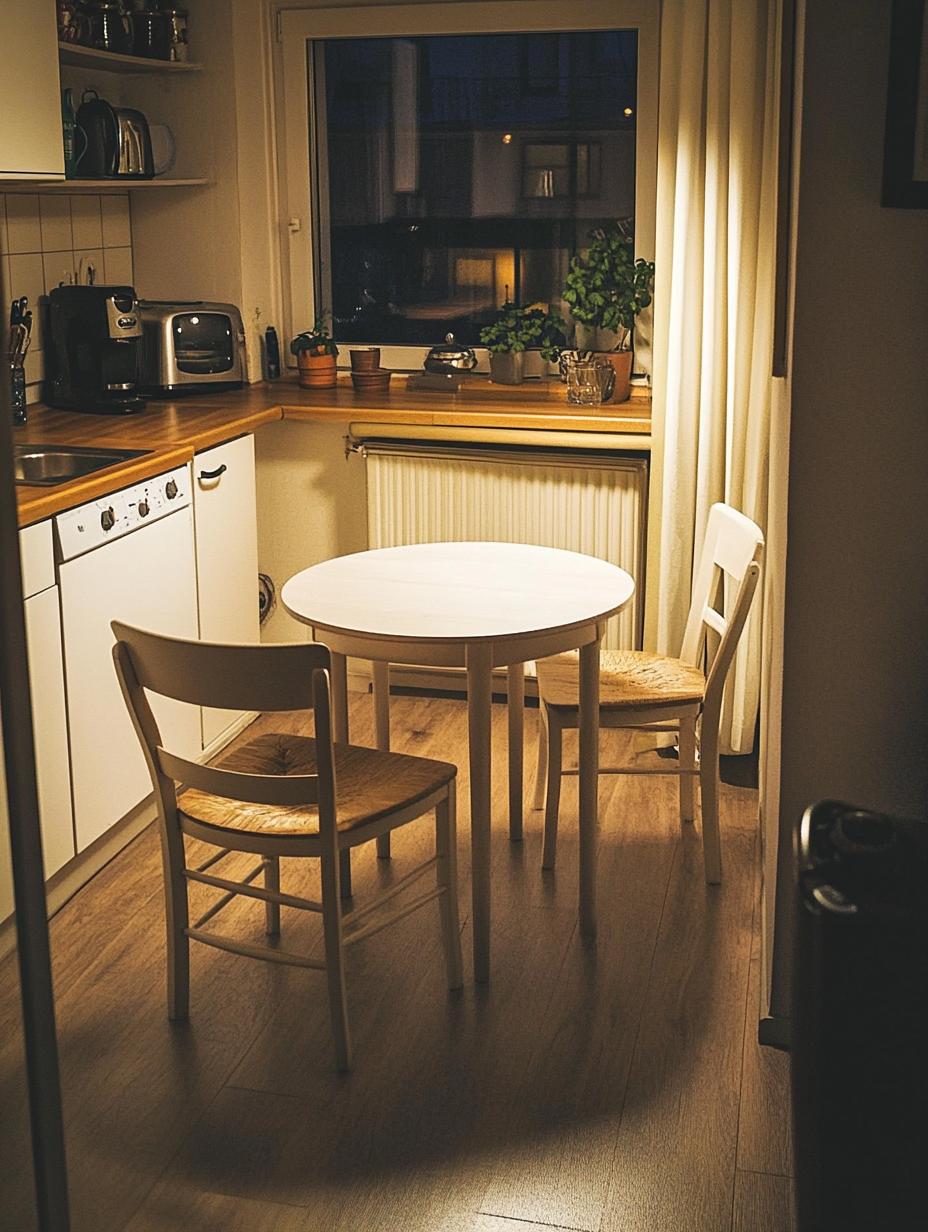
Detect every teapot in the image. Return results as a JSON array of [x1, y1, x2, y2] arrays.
[[424, 333, 478, 375]]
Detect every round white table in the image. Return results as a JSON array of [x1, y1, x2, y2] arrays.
[[282, 542, 635, 982]]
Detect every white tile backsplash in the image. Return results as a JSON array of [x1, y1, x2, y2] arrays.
[[39, 197, 73, 252], [103, 246, 133, 287], [5, 195, 42, 254], [70, 196, 104, 250], [101, 195, 132, 248], [74, 249, 105, 288], [8, 253, 46, 321], [2, 192, 135, 403], [43, 251, 77, 297]]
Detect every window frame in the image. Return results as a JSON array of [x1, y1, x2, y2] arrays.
[[277, 1, 659, 372]]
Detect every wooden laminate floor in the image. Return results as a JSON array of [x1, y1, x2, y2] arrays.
[[0, 694, 793, 1232]]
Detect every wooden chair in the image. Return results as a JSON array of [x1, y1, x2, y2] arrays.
[[111, 622, 463, 1072], [533, 503, 764, 884]]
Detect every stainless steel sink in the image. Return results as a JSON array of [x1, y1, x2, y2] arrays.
[[14, 444, 149, 486]]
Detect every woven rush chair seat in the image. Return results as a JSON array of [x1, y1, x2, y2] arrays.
[[533, 503, 764, 885], [111, 623, 463, 1072], [536, 649, 706, 709], [180, 732, 456, 836]]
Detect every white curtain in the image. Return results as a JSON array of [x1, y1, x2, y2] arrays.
[[651, 0, 782, 754]]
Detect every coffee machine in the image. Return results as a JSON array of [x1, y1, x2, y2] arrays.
[[47, 285, 147, 414]]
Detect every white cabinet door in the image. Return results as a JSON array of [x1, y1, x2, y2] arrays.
[[193, 435, 259, 748], [19, 520, 74, 881], [0, 1, 65, 179], [24, 587, 74, 878], [60, 507, 200, 852]]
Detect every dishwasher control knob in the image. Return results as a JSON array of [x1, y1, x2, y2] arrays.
[[138, 499, 150, 518], [100, 507, 116, 532], [165, 479, 178, 500]]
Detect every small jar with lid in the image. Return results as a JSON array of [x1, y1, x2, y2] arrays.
[[160, 7, 188, 61], [87, 1, 134, 56], [132, 4, 169, 59]]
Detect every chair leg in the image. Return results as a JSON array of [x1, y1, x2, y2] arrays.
[[533, 700, 549, 811], [541, 706, 563, 871], [264, 856, 280, 935], [699, 719, 722, 885], [678, 715, 697, 823], [339, 848, 352, 899], [321, 846, 352, 1071], [162, 823, 190, 1021], [435, 789, 464, 990], [373, 660, 392, 860]]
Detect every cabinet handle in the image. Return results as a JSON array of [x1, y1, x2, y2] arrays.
[[198, 463, 227, 481]]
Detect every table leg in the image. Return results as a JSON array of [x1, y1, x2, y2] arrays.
[[330, 651, 352, 898], [466, 642, 493, 983], [578, 627, 602, 940], [507, 663, 524, 842], [372, 660, 391, 860]]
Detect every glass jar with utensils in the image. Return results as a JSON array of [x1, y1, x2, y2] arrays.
[[564, 355, 603, 406], [8, 298, 33, 426], [559, 351, 617, 405]]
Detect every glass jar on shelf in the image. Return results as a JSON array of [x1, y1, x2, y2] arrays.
[[86, 1, 134, 56], [159, 7, 188, 61], [57, 0, 92, 45], [132, 5, 169, 58]]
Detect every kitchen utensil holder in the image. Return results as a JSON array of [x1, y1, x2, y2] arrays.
[[10, 365, 27, 425]]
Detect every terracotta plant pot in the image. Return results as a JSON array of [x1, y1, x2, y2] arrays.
[[489, 351, 524, 386], [297, 351, 337, 389], [595, 349, 633, 403], [349, 348, 381, 372]]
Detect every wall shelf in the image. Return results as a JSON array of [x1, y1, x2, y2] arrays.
[[58, 43, 202, 74], [0, 178, 209, 194]]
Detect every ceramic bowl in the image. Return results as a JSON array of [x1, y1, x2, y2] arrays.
[[349, 348, 381, 372], [350, 369, 392, 393]]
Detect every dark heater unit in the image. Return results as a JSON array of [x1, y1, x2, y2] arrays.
[[792, 800, 928, 1231]]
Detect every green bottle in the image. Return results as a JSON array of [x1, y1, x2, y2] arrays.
[[62, 89, 78, 179]]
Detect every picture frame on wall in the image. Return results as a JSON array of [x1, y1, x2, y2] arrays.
[[882, 0, 928, 207]]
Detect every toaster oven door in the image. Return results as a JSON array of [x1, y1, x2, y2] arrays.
[[171, 313, 236, 375]]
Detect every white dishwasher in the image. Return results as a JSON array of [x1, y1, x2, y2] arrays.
[[57, 465, 201, 853]]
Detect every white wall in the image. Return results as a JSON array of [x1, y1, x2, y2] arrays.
[[771, 0, 928, 1019], [128, 0, 282, 381], [254, 420, 368, 643]]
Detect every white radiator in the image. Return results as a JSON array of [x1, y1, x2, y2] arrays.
[[365, 444, 648, 653]]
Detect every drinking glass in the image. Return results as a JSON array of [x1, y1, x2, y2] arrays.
[[565, 358, 602, 406]]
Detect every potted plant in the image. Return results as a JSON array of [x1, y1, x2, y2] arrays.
[[562, 219, 655, 403], [479, 303, 563, 385], [290, 313, 339, 389], [521, 304, 567, 378]]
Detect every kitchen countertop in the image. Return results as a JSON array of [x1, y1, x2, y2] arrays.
[[14, 376, 651, 527]]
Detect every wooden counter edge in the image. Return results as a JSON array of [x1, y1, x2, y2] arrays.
[[17, 444, 195, 527], [14, 382, 653, 527], [280, 404, 651, 434]]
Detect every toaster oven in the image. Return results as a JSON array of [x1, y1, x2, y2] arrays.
[[138, 301, 246, 394]]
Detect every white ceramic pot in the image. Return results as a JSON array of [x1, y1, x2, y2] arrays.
[[489, 352, 524, 385]]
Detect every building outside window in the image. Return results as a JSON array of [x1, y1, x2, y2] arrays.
[[316, 31, 637, 347], [278, 2, 658, 368]]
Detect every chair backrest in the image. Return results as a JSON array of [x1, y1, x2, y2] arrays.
[[111, 623, 336, 814], [678, 504, 764, 704]]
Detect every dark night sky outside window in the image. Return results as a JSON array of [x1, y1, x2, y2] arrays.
[[320, 31, 637, 347]]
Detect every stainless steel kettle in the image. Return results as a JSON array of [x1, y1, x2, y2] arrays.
[[424, 333, 478, 375], [75, 91, 154, 180]]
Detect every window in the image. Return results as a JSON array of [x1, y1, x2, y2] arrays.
[[279, 2, 658, 367]]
